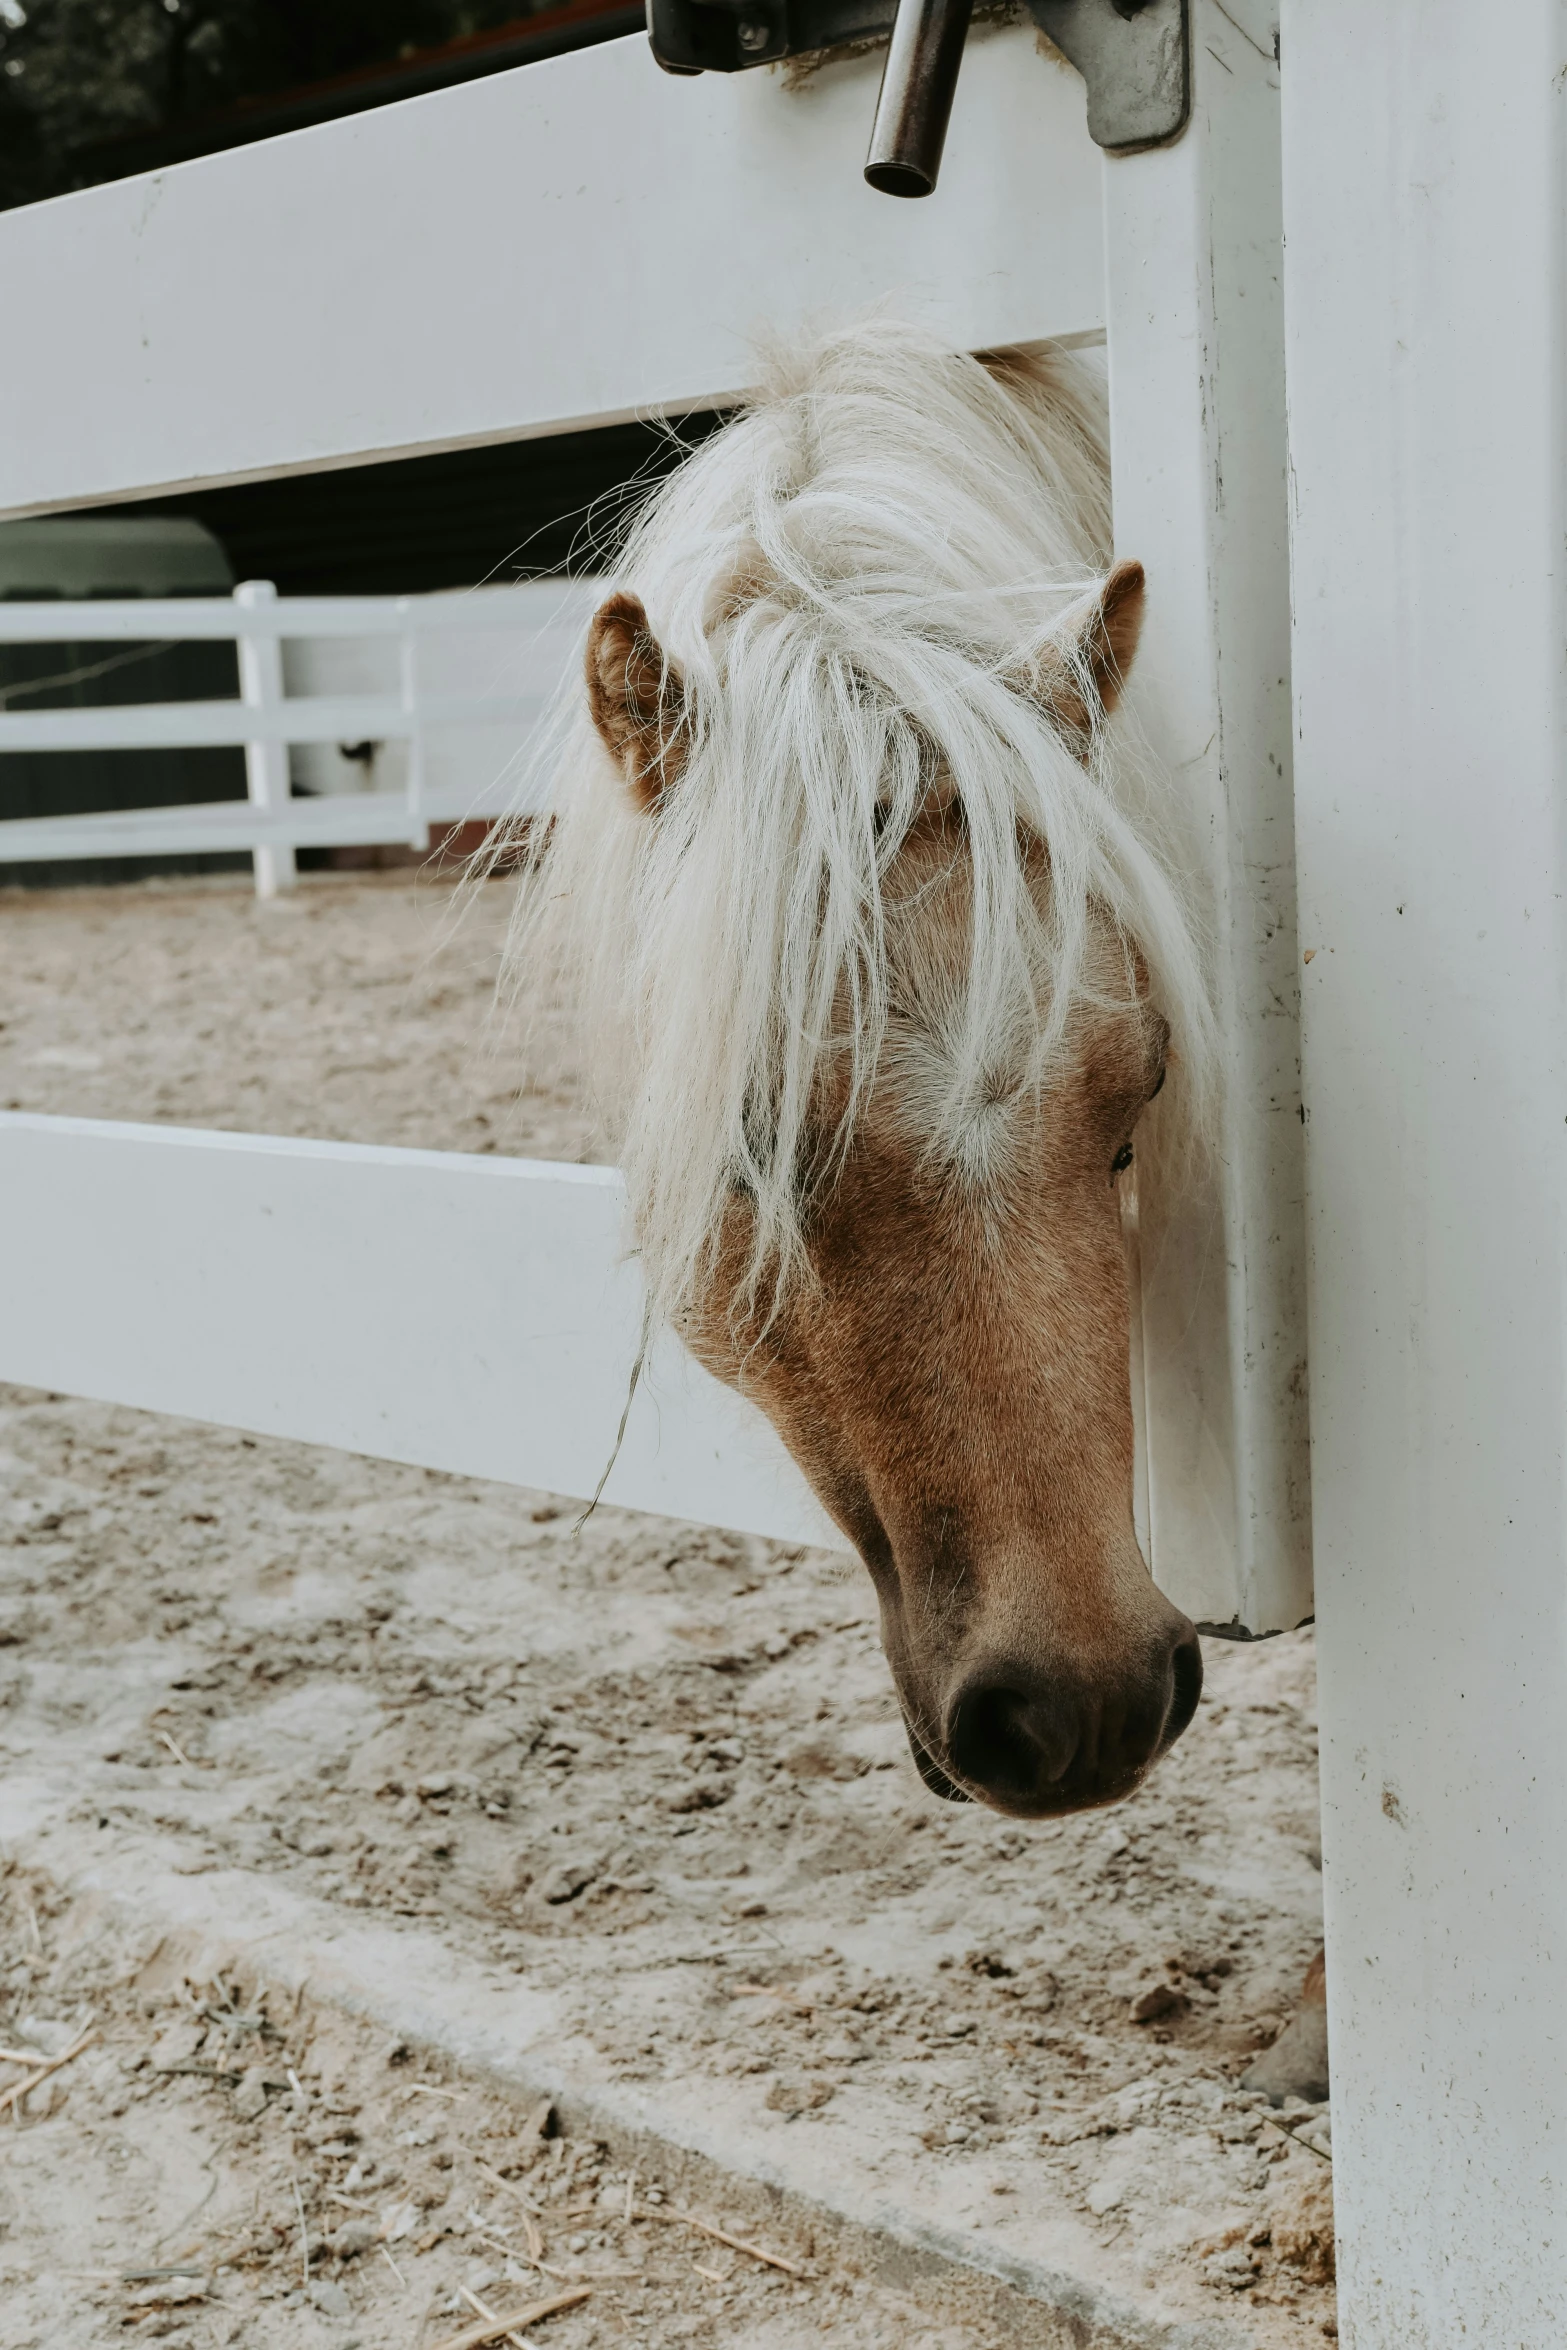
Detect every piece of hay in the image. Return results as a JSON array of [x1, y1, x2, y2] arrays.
[[636, 2202, 803, 2278], [731, 1982, 814, 2014], [426, 2285, 591, 2350], [474, 2159, 547, 2263], [292, 2173, 310, 2287], [459, 2283, 543, 2350], [0, 2023, 96, 2118], [126, 2277, 207, 2309]]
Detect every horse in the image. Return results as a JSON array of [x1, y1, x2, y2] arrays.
[[502, 319, 1221, 1822]]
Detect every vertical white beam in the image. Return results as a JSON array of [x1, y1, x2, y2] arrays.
[[1104, 0, 1309, 1634], [398, 612, 428, 852], [235, 579, 296, 898], [1282, 4, 1567, 2338]]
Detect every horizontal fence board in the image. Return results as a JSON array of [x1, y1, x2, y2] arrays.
[[0, 780, 547, 861], [0, 693, 548, 753], [0, 591, 596, 644], [0, 1115, 841, 1550], [0, 28, 1102, 515]]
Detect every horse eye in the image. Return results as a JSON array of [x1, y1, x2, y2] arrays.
[[1111, 1142, 1135, 1176]]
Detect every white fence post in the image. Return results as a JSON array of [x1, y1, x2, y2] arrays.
[[398, 604, 427, 853], [1102, 0, 1309, 1635], [235, 578, 295, 899], [1282, 2, 1567, 2337]]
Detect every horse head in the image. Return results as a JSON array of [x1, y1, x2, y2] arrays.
[[515, 325, 1214, 1818]]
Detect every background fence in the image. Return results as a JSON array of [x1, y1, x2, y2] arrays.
[[0, 578, 599, 894]]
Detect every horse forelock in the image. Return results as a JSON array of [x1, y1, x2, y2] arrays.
[[499, 318, 1217, 1335]]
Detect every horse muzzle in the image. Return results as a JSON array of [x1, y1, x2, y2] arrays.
[[909, 1624, 1203, 1816]]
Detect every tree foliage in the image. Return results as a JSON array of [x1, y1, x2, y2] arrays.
[[0, 0, 532, 210]]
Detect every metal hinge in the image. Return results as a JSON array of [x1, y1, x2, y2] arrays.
[[646, 0, 1190, 157]]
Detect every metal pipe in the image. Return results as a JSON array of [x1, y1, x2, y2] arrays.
[[863, 0, 973, 198]]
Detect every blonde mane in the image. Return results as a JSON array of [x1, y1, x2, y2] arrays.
[[499, 319, 1215, 1333]]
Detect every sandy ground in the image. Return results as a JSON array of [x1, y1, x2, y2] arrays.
[[0, 875, 1334, 2348], [0, 870, 589, 1166]]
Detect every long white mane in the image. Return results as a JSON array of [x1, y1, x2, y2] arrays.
[[501, 319, 1215, 1331]]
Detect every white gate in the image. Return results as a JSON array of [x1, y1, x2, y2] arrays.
[[0, 4, 1306, 1644]]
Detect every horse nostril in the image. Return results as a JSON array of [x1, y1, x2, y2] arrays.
[[944, 1629, 1202, 1812], [946, 1680, 1076, 1806]]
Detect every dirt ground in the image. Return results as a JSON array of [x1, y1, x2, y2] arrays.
[[0, 874, 1334, 2348]]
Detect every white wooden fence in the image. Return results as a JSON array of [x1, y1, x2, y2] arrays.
[[0, 17, 1309, 1639], [0, 579, 597, 895], [10, 6, 1542, 2336]]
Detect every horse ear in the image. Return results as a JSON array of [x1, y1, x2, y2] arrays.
[[585, 591, 688, 814], [1025, 558, 1146, 742]]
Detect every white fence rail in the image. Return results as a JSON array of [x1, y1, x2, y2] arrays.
[[0, 1112, 840, 1553], [0, 579, 598, 892], [0, 31, 1103, 517]]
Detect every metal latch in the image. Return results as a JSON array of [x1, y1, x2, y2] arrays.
[[647, 0, 1189, 194]]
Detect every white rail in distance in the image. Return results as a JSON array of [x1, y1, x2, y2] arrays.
[[0, 580, 597, 891]]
